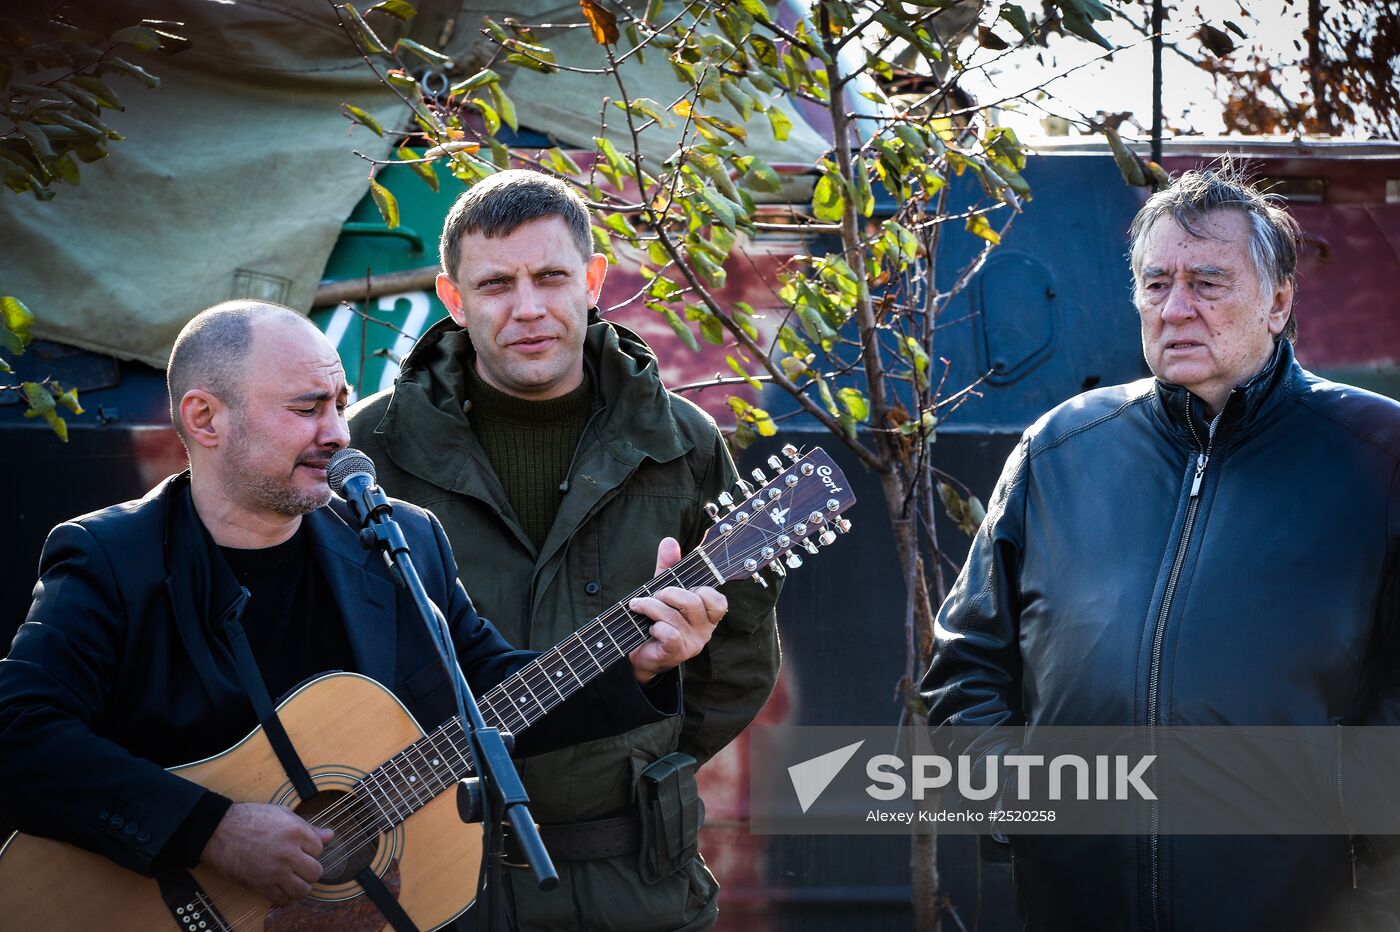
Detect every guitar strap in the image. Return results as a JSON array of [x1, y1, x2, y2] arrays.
[[218, 590, 422, 932]]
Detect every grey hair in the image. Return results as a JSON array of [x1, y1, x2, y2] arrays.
[[438, 169, 594, 281], [166, 300, 309, 441], [1128, 163, 1301, 342]]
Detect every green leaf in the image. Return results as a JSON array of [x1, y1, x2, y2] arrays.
[[815, 378, 839, 417], [938, 482, 984, 536], [741, 157, 782, 193], [473, 98, 501, 135], [652, 302, 699, 352], [396, 38, 452, 65], [594, 136, 630, 177], [779, 354, 810, 380], [602, 211, 638, 242], [54, 151, 80, 184], [505, 42, 557, 73], [1000, 5, 1033, 41], [1105, 127, 1148, 187], [69, 75, 123, 110], [339, 3, 388, 54], [369, 178, 399, 228], [1, 296, 33, 353], [730, 301, 759, 340], [811, 171, 845, 223], [544, 147, 582, 177], [22, 381, 55, 416], [737, 0, 770, 19], [766, 107, 791, 142], [690, 250, 727, 289], [698, 188, 738, 231], [109, 25, 163, 52], [850, 156, 874, 217], [368, 0, 417, 20], [685, 305, 722, 346], [54, 80, 99, 113], [341, 103, 384, 136], [837, 386, 869, 422], [103, 57, 160, 88], [16, 123, 54, 160], [386, 68, 418, 92], [397, 145, 438, 191], [903, 335, 931, 389], [1059, 4, 1113, 50], [487, 82, 518, 132], [720, 79, 755, 121], [591, 225, 616, 262], [45, 110, 105, 138], [452, 69, 501, 94]]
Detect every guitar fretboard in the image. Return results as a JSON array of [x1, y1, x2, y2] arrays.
[[341, 565, 704, 833]]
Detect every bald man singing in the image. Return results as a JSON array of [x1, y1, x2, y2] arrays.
[[0, 301, 724, 926]]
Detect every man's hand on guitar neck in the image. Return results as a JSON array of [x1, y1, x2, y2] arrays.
[[627, 537, 727, 684], [202, 802, 334, 904]]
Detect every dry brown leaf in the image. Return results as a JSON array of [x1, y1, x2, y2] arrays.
[[579, 0, 619, 45]]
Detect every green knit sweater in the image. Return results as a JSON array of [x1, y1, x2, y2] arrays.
[[462, 364, 593, 548]]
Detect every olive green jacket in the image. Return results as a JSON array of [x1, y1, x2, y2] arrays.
[[348, 315, 781, 928]]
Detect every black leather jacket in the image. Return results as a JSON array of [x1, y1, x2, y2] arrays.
[[923, 341, 1400, 931]]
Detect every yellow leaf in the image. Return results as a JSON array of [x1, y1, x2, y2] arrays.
[[966, 213, 1000, 245]]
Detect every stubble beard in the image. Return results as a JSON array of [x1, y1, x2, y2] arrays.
[[225, 425, 331, 517]]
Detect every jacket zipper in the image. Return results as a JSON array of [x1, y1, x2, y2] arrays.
[[1146, 392, 1230, 930]]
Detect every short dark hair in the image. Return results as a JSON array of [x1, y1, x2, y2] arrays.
[[438, 169, 594, 280], [166, 300, 307, 440], [1129, 162, 1301, 342]]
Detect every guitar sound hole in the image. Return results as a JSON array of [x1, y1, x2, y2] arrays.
[[295, 790, 379, 885]]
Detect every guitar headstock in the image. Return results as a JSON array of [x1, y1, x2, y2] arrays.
[[700, 444, 856, 586]]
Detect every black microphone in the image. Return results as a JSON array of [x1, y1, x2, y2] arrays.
[[327, 448, 392, 526]]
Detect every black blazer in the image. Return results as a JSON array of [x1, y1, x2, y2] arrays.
[[0, 474, 669, 875]]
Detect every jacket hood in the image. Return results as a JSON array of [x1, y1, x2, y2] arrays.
[[377, 311, 692, 489]]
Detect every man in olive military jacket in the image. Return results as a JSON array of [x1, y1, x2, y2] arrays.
[[349, 170, 781, 931]]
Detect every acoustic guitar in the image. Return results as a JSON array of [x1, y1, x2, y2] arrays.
[[0, 445, 855, 931]]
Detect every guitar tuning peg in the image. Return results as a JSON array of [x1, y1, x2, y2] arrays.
[[835, 518, 852, 533], [782, 443, 799, 461], [803, 539, 819, 555], [771, 561, 787, 578], [750, 467, 767, 484], [704, 502, 720, 521], [819, 529, 837, 546], [736, 478, 754, 496], [750, 573, 769, 588], [766, 455, 783, 471], [785, 552, 803, 569], [718, 491, 734, 509]]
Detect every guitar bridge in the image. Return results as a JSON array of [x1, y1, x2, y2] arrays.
[[157, 869, 230, 931]]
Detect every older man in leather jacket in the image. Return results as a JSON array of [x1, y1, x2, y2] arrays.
[[922, 167, 1400, 930]]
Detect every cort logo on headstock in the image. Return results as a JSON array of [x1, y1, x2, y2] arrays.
[[817, 465, 845, 494]]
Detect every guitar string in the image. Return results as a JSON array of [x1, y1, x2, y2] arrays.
[[197, 505, 839, 926]]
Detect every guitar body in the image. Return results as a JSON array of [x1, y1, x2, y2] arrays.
[[0, 673, 482, 932]]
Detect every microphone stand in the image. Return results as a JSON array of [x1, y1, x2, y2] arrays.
[[349, 479, 557, 931]]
